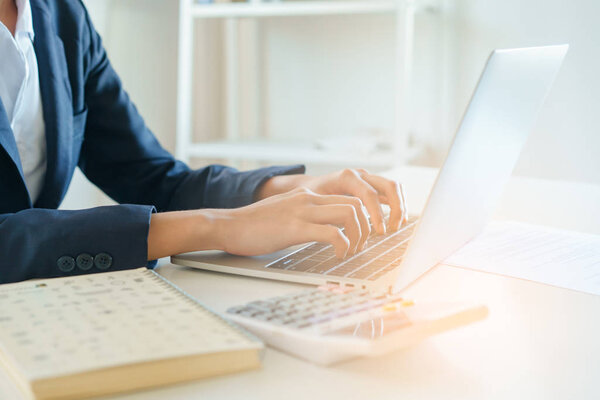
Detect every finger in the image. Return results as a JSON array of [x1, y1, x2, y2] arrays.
[[399, 183, 408, 224], [379, 193, 407, 220], [301, 204, 361, 255], [300, 223, 350, 259], [360, 174, 405, 231], [306, 194, 371, 250], [340, 170, 386, 235], [258, 186, 312, 205]]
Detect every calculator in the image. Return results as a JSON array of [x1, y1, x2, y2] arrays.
[[226, 285, 488, 365]]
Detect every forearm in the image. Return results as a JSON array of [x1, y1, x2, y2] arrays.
[[147, 210, 226, 260]]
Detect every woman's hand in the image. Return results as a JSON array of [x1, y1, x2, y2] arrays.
[[213, 188, 371, 258], [256, 168, 408, 234], [147, 188, 371, 260]]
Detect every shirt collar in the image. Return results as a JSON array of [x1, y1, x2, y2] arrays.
[[14, 0, 34, 40]]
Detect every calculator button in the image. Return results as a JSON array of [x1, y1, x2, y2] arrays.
[[267, 296, 287, 304], [226, 306, 246, 314], [297, 312, 315, 320], [240, 310, 259, 317], [382, 303, 398, 312], [248, 300, 271, 307], [290, 321, 312, 329], [309, 315, 334, 324]]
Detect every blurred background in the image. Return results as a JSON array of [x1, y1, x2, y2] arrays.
[[62, 0, 600, 209]]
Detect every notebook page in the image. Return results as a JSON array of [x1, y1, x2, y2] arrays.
[[0, 268, 259, 381], [445, 221, 600, 295]]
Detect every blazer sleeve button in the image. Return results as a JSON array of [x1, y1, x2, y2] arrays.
[[57, 256, 75, 272], [94, 253, 113, 270], [76, 253, 94, 270]]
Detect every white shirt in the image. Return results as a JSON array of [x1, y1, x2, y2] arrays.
[[0, 0, 46, 203]]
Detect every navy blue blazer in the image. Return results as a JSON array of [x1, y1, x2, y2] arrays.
[[0, 0, 304, 284]]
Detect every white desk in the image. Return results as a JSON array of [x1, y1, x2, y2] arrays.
[[112, 166, 600, 400]]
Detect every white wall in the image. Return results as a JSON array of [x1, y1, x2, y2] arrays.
[[451, 0, 600, 184], [63, 0, 600, 210]]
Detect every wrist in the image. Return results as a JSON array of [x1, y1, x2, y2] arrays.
[[189, 209, 230, 252], [148, 209, 235, 260]]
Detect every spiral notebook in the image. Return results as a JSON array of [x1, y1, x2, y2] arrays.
[[0, 268, 263, 400]]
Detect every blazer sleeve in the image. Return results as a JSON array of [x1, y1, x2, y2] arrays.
[[77, 6, 304, 212], [0, 205, 154, 284]]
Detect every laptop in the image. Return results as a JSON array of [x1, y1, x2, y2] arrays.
[[172, 45, 568, 293]]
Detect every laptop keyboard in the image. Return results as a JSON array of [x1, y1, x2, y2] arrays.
[[266, 216, 418, 281]]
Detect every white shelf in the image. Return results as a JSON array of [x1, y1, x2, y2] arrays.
[[192, 1, 399, 19], [186, 141, 396, 167], [177, 0, 422, 167]]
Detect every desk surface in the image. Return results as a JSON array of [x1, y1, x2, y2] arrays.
[[114, 167, 600, 400]]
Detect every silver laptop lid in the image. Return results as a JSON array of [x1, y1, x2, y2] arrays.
[[392, 45, 569, 291]]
